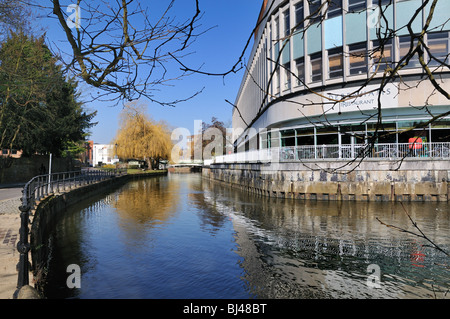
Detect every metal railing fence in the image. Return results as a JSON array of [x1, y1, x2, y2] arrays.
[[213, 142, 450, 164], [22, 168, 127, 207], [15, 168, 127, 297]]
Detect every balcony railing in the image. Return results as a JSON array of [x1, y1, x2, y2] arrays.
[[212, 142, 450, 164]]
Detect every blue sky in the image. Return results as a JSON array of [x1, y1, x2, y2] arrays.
[[37, 1, 262, 144]]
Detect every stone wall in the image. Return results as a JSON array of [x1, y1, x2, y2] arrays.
[[0, 155, 78, 184], [203, 159, 450, 202]]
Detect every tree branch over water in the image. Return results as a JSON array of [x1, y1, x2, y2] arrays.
[[376, 202, 449, 257]]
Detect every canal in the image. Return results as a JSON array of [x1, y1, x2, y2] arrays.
[[43, 173, 449, 299]]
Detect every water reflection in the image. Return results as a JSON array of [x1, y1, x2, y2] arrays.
[[44, 174, 449, 299], [114, 177, 180, 225], [198, 179, 450, 299]]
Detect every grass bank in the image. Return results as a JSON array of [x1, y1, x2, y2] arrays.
[[126, 169, 167, 175]]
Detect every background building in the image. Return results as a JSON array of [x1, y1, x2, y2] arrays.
[[229, 0, 450, 161], [92, 143, 119, 167], [1, 149, 22, 158]]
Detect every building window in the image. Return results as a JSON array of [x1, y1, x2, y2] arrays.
[[295, 57, 305, 85], [274, 17, 279, 41], [328, 47, 343, 78], [378, 0, 392, 6], [284, 9, 290, 37], [281, 129, 296, 147], [398, 35, 420, 68], [327, 0, 342, 19], [372, 39, 393, 72], [310, 52, 322, 82], [268, 24, 273, 93], [308, 0, 323, 24], [295, 2, 304, 31], [349, 42, 367, 75], [274, 67, 280, 94], [284, 62, 291, 90], [427, 32, 449, 67], [348, 0, 366, 13]]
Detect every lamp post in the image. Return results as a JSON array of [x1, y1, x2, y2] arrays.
[[47, 153, 52, 193]]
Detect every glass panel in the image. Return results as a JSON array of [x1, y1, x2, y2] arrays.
[[284, 9, 290, 37], [295, 3, 304, 30], [309, 0, 323, 24], [317, 126, 339, 134], [293, 31, 304, 59], [295, 57, 305, 85], [297, 135, 314, 145], [345, 11, 367, 44], [397, 121, 424, 129], [274, 17, 279, 40], [327, 0, 342, 18], [369, 4, 394, 40], [378, 0, 392, 6], [295, 128, 314, 136], [396, 0, 422, 36], [349, 42, 367, 75], [284, 62, 291, 90], [307, 22, 322, 54], [317, 134, 338, 144], [281, 129, 296, 137], [324, 16, 343, 49], [431, 120, 450, 128], [328, 47, 343, 78], [398, 35, 420, 68], [431, 129, 450, 143], [428, 32, 449, 67], [372, 39, 393, 72], [274, 68, 280, 93], [281, 40, 290, 64], [425, 0, 450, 32], [348, 0, 366, 13], [367, 122, 396, 131], [311, 53, 322, 82], [282, 137, 296, 147]]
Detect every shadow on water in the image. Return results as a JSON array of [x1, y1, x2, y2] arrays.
[[43, 174, 449, 299]]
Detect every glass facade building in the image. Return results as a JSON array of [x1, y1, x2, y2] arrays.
[[230, 0, 450, 161]]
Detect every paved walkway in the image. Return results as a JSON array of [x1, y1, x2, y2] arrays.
[[0, 188, 22, 299]]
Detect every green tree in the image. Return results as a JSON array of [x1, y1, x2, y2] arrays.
[[198, 117, 232, 159], [0, 31, 96, 157]]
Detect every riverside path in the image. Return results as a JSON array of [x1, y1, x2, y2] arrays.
[[0, 186, 22, 299]]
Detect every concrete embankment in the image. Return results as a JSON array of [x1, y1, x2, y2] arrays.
[[0, 171, 167, 299], [203, 159, 450, 202]]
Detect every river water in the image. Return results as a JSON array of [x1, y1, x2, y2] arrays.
[[43, 173, 449, 299]]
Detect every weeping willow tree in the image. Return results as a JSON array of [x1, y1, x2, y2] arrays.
[[113, 101, 173, 169]]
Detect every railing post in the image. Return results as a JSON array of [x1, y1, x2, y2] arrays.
[[15, 199, 31, 296]]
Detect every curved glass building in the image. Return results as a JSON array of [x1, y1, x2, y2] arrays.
[[228, 0, 450, 161]]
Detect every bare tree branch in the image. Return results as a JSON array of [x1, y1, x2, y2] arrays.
[[377, 202, 449, 257]]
